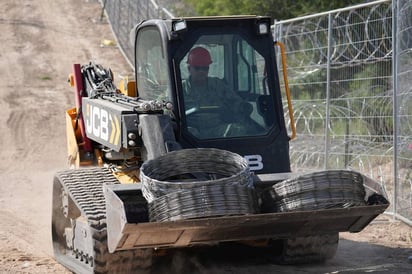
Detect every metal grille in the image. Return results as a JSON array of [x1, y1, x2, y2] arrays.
[[274, 0, 412, 225]]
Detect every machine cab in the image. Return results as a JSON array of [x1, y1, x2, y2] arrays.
[[131, 16, 291, 174]]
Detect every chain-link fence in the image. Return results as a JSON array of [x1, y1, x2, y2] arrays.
[[102, 0, 175, 67], [273, 0, 411, 225], [99, 0, 411, 225], [394, 0, 412, 224]]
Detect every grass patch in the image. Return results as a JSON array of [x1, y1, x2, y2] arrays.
[[40, 75, 52, 81]]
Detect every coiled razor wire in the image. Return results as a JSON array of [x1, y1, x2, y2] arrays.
[[149, 184, 258, 222], [273, 1, 392, 69], [264, 170, 367, 212], [140, 148, 255, 221]]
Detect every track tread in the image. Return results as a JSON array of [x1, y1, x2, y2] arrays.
[[54, 167, 152, 274]]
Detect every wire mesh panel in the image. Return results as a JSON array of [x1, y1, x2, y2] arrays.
[[395, 0, 412, 223], [274, 1, 393, 172], [274, 0, 411, 224], [103, 0, 174, 68]]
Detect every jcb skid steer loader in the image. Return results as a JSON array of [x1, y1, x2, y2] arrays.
[[52, 16, 389, 273]]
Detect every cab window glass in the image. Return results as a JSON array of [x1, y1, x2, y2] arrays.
[[180, 44, 224, 80], [178, 34, 276, 140], [236, 40, 268, 95], [135, 27, 169, 101]]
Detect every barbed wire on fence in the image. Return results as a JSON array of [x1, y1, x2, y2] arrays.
[[273, 1, 392, 72], [275, 0, 411, 224]]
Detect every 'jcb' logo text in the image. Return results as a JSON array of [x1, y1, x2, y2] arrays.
[[244, 155, 263, 171], [85, 104, 120, 145]]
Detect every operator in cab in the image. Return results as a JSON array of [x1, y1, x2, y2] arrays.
[[181, 47, 256, 139]]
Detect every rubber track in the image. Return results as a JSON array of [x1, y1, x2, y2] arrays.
[[56, 167, 152, 274]]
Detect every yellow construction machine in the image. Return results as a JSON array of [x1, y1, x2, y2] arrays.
[[52, 16, 389, 273]]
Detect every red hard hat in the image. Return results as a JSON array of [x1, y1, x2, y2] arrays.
[[187, 47, 212, 66]]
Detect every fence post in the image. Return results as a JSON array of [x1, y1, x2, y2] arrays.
[[324, 13, 333, 170], [391, 0, 398, 219]]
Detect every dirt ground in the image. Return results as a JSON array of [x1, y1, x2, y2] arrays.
[[0, 0, 411, 273]]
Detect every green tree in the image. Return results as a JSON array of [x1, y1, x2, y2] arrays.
[[184, 0, 365, 20]]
